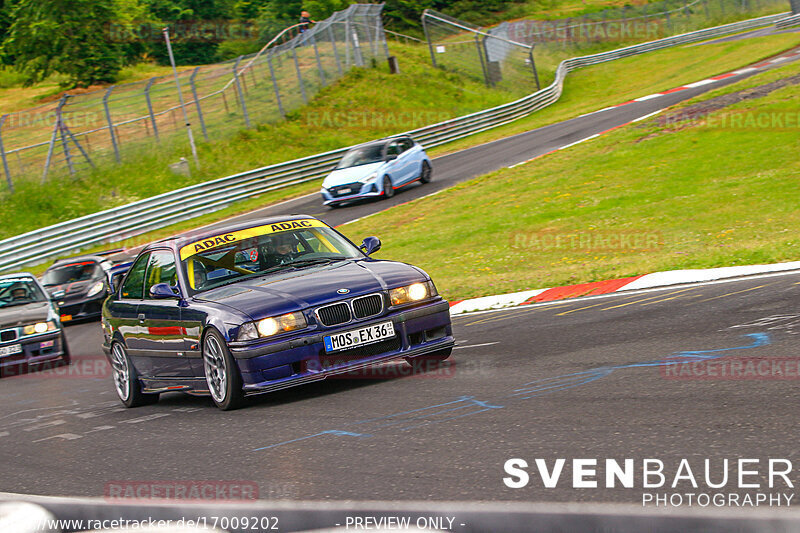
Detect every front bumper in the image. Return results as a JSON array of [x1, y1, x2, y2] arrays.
[[0, 330, 65, 370], [57, 295, 104, 322], [230, 299, 454, 395], [321, 183, 383, 205]]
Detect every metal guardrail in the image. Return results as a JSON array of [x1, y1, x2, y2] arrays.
[[775, 13, 800, 26], [0, 11, 788, 273]]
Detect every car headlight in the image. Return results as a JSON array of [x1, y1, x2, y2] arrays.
[[237, 311, 308, 341], [23, 321, 57, 335], [390, 281, 437, 306], [359, 172, 378, 183], [86, 281, 106, 298]]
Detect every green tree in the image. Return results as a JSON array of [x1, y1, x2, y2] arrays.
[[3, 0, 125, 87]]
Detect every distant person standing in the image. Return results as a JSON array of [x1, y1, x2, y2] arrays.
[[299, 11, 315, 33]]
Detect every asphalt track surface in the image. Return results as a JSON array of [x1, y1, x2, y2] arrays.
[[2, 39, 800, 503]]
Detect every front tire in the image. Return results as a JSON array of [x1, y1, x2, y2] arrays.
[[110, 342, 159, 408], [420, 160, 432, 184], [383, 176, 395, 199], [203, 329, 245, 410]]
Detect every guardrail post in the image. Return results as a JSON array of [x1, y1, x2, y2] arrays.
[[144, 77, 159, 141], [189, 67, 208, 141], [103, 87, 121, 163], [267, 51, 285, 118], [233, 56, 251, 128], [421, 11, 438, 68], [292, 44, 308, 104], [0, 115, 13, 193], [328, 23, 344, 76]]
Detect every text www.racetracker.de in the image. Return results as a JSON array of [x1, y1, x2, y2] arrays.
[[35, 516, 280, 531]]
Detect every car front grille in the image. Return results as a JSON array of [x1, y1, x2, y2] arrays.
[[352, 294, 383, 319], [316, 302, 352, 327], [320, 337, 402, 368], [0, 329, 17, 343], [330, 183, 361, 198]]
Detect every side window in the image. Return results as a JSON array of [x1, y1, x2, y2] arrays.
[[120, 253, 150, 300], [401, 139, 414, 152], [144, 250, 178, 299], [386, 142, 401, 157]]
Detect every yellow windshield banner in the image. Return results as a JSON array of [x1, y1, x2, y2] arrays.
[[179, 219, 329, 260]]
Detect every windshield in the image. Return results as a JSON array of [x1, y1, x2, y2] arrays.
[[0, 276, 47, 307], [335, 144, 385, 169], [42, 261, 101, 286], [180, 220, 363, 293]]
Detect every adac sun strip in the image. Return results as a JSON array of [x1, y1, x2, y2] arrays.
[[179, 219, 328, 261]]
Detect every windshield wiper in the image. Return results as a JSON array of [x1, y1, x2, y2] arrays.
[[287, 258, 340, 269]]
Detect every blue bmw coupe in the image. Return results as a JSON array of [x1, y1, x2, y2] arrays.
[[102, 216, 454, 410]]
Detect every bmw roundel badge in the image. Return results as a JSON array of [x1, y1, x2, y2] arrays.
[[337, 288, 350, 294]]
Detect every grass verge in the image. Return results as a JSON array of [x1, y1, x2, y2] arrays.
[[338, 57, 800, 301]]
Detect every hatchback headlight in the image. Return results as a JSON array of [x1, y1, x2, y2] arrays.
[[87, 281, 106, 298], [359, 172, 379, 183], [23, 321, 57, 335], [390, 281, 437, 306], [237, 311, 308, 341]]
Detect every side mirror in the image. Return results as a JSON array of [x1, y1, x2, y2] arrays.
[[385, 154, 397, 162], [149, 283, 180, 299], [360, 236, 381, 256]]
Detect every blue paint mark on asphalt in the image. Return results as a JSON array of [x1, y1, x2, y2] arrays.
[[252, 333, 771, 451]]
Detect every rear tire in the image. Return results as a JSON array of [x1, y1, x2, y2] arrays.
[[110, 342, 159, 408], [383, 176, 395, 199], [420, 160, 432, 184], [203, 329, 245, 410]]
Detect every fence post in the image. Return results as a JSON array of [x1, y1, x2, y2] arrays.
[[292, 44, 308, 104], [233, 56, 251, 128], [59, 108, 74, 175], [42, 96, 67, 183], [189, 67, 208, 141], [311, 33, 327, 86], [328, 23, 344, 76], [267, 51, 285, 118], [529, 47, 540, 90], [421, 12, 438, 68], [475, 33, 490, 87], [344, 17, 352, 67], [0, 115, 13, 193], [103, 87, 121, 163], [144, 77, 159, 141]]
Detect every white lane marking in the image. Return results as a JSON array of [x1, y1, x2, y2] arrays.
[[120, 413, 170, 424], [634, 94, 662, 101], [0, 431, 8, 438], [22, 420, 66, 432], [451, 269, 800, 318], [732, 67, 758, 74], [454, 342, 499, 350], [632, 108, 667, 122], [32, 433, 82, 443], [770, 56, 789, 63], [559, 133, 600, 151], [684, 79, 717, 88]]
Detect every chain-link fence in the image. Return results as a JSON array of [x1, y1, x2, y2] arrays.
[[0, 3, 388, 193], [422, 0, 789, 89], [422, 10, 540, 93]]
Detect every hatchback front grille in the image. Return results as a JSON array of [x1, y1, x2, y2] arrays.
[[330, 183, 361, 198], [0, 329, 17, 343], [316, 302, 352, 327], [352, 294, 383, 319]]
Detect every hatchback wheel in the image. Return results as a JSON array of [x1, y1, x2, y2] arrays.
[[383, 176, 395, 199], [420, 161, 432, 184]]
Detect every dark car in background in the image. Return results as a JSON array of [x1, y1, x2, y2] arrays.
[[0, 273, 70, 376], [102, 215, 454, 410], [41, 254, 129, 323]]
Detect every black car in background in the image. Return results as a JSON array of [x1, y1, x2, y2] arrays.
[[0, 273, 70, 376], [41, 255, 128, 323]]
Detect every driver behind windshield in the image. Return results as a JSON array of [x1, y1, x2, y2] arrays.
[[265, 233, 300, 267], [11, 287, 30, 301]]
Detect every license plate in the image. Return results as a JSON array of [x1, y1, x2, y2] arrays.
[[324, 321, 395, 353], [339, 188, 352, 195], [61, 315, 72, 322], [0, 344, 22, 358]]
